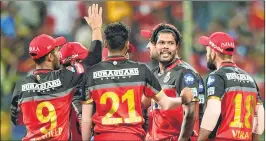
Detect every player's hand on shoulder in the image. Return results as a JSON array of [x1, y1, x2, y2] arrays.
[[180, 87, 193, 104], [84, 4, 102, 30]]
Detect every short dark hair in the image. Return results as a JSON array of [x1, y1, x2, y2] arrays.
[[104, 22, 130, 51], [150, 24, 182, 46], [33, 49, 56, 64]]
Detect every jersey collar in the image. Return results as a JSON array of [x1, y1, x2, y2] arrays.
[[158, 58, 183, 73], [104, 55, 127, 61], [220, 62, 237, 67], [33, 69, 53, 75]]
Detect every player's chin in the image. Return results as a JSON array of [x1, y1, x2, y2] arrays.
[[158, 57, 173, 64]]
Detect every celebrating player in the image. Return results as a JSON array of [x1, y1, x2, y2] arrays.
[[197, 32, 264, 141], [141, 23, 201, 141], [10, 4, 103, 140], [60, 42, 90, 140], [81, 22, 194, 141]]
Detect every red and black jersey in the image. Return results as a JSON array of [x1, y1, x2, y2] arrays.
[[206, 62, 263, 141], [10, 40, 102, 141], [146, 58, 201, 140], [82, 56, 162, 138]]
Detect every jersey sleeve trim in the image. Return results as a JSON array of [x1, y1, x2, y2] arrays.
[[192, 97, 199, 102], [207, 96, 221, 101], [82, 98, 93, 104], [256, 101, 263, 105], [154, 90, 164, 98]]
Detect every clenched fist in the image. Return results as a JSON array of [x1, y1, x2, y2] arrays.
[[180, 87, 193, 104]]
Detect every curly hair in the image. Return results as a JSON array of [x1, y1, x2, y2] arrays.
[[104, 22, 131, 51], [150, 24, 182, 46]]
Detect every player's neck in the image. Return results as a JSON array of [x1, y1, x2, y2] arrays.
[[36, 62, 54, 70], [216, 58, 234, 69], [108, 50, 126, 57]]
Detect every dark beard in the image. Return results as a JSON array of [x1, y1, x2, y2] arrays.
[[158, 53, 175, 67], [53, 57, 60, 70], [207, 60, 217, 71]]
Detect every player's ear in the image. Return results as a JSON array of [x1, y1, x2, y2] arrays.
[[47, 52, 54, 62], [211, 49, 216, 59], [104, 40, 108, 48], [125, 41, 129, 50]]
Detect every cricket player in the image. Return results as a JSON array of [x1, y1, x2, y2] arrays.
[[197, 32, 264, 141], [10, 4, 103, 140], [81, 22, 194, 141]]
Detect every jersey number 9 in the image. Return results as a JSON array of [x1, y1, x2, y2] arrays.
[[36, 101, 57, 134]]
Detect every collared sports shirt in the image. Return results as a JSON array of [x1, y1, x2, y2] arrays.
[[206, 62, 263, 140]]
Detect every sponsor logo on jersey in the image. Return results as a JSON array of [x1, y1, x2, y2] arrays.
[[207, 87, 215, 96], [199, 94, 205, 104], [184, 73, 195, 85], [225, 73, 254, 82], [199, 80, 204, 93], [163, 72, 171, 83], [191, 88, 198, 97], [207, 76, 215, 86], [93, 68, 139, 79], [22, 79, 62, 92]]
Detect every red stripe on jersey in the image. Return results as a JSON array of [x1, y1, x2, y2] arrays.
[[220, 62, 237, 67], [147, 88, 183, 140], [167, 59, 183, 72]]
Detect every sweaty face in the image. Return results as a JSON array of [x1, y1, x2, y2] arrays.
[[52, 47, 61, 70], [206, 46, 217, 71], [155, 33, 177, 65], [146, 41, 158, 59]]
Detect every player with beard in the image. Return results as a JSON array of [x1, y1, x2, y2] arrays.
[[141, 23, 205, 140], [10, 4, 103, 140], [142, 24, 200, 141], [81, 22, 194, 141], [197, 32, 264, 141]]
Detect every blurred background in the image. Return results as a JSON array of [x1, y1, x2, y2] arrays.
[[1, 1, 265, 140]]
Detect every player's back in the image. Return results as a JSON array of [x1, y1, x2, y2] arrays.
[[207, 63, 262, 140], [12, 69, 82, 141], [84, 56, 159, 138]]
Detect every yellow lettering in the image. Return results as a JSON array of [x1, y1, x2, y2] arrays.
[[230, 94, 256, 129], [100, 90, 142, 125], [36, 101, 57, 134], [32, 127, 63, 140]]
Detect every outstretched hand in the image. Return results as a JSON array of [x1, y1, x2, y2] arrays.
[[84, 4, 102, 30]]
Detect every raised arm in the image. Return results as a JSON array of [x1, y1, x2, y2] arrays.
[[82, 4, 103, 67]]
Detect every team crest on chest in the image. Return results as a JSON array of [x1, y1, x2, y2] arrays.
[[163, 72, 171, 83]]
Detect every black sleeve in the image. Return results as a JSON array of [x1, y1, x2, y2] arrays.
[[177, 70, 199, 102], [62, 67, 85, 88], [198, 76, 205, 104], [82, 40, 103, 68], [10, 82, 23, 126], [198, 76, 205, 122], [254, 80, 263, 105], [205, 74, 225, 100], [143, 65, 162, 98], [81, 68, 94, 104], [72, 87, 82, 119]]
